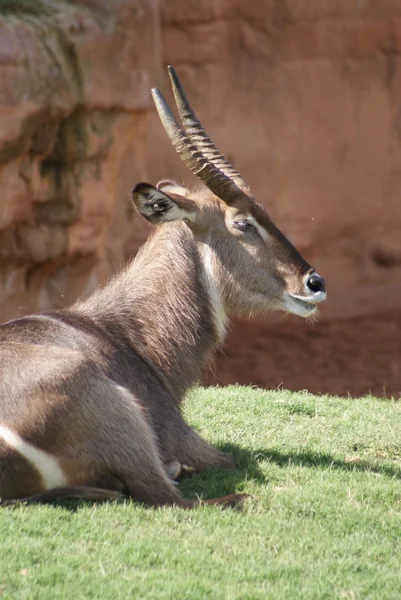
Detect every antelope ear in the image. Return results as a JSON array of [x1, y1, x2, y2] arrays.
[[131, 183, 198, 224], [156, 180, 190, 197]]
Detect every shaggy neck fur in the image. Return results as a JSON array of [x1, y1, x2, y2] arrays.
[[77, 223, 227, 402]]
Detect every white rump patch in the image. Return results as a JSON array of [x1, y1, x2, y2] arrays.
[[0, 425, 67, 490]]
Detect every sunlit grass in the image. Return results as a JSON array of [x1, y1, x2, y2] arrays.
[[1, 386, 400, 599]]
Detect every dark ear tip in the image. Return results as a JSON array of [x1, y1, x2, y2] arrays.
[[131, 182, 152, 197]]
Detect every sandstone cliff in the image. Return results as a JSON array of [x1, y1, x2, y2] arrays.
[[1, 0, 400, 321], [0, 0, 159, 319]]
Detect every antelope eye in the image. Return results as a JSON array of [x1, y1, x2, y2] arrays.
[[233, 220, 252, 232]]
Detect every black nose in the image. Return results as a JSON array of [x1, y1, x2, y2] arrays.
[[307, 273, 326, 294]]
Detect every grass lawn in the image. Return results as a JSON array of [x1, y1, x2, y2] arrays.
[[0, 386, 400, 599]]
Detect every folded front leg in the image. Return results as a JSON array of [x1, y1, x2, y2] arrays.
[[173, 426, 235, 473]]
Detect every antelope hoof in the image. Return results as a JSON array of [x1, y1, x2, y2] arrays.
[[165, 460, 182, 481], [165, 461, 195, 481]]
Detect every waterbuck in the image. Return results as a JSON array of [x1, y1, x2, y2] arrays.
[[0, 67, 326, 508]]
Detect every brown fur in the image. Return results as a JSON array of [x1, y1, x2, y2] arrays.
[[0, 137, 325, 510]]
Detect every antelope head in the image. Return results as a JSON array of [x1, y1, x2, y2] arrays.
[[132, 67, 326, 326]]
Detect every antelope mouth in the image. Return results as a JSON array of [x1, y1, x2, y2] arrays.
[[293, 298, 317, 311], [284, 291, 326, 318]]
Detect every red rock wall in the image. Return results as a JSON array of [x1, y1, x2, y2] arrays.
[[1, 0, 400, 322], [0, 0, 159, 320], [151, 0, 401, 320]]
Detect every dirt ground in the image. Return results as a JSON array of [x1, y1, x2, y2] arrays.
[[205, 311, 401, 399]]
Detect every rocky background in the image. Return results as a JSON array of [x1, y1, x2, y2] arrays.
[[0, 0, 159, 318], [1, 0, 400, 396]]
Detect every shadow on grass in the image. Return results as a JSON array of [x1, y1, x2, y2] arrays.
[[181, 443, 401, 501], [181, 442, 401, 500], [5, 444, 399, 512], [179, 443, 268, 500], [249, 447, 401, 480]]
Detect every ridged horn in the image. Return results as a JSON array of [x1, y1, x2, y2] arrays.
[[151, 67, 252, 205], [167, 66, 248, 189]]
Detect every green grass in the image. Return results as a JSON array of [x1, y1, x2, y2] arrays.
[[1, 387, 401, 599]]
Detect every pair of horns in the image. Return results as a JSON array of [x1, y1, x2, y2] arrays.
[[152, 66, 252, 205]]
